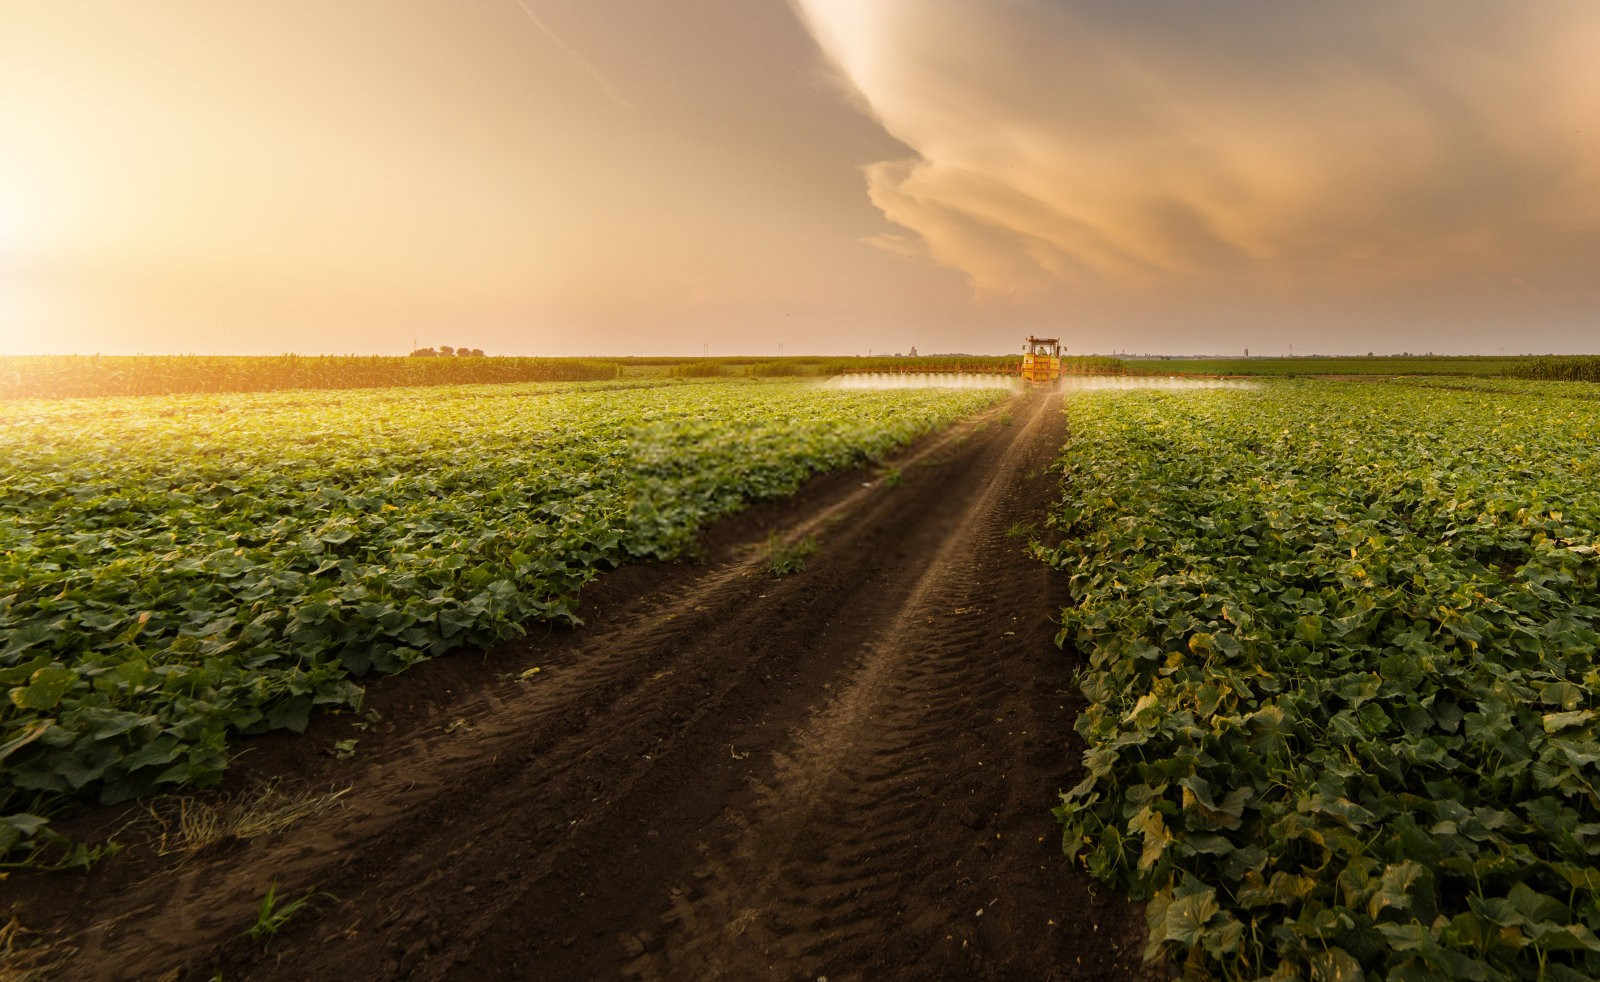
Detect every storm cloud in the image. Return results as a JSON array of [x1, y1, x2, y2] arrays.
[[793, 1, 1600, 303]]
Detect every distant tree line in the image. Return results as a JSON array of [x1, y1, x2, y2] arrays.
[[0, 355, 618, 400], [410, 346, 486, 357]]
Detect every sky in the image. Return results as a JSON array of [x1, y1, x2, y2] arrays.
[[3, 0, 1598, 357]]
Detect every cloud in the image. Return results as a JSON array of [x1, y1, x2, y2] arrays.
[[793, 0, 1600, 302]]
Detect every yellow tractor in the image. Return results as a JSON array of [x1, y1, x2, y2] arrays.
[[1021, 336, 1063, 385]]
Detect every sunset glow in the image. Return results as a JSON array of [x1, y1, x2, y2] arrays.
[[4, 1, 1598, 355]]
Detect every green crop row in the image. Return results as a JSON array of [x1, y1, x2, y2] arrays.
[[0, 379, 1007, 859], [1040, 380, 1600, 979], [1394, 378, 1600, 403]]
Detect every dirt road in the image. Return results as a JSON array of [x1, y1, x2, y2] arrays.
[[13, 390, 1146, 980]]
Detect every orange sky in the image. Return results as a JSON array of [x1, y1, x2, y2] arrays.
[[4, 1, 1599, 356]]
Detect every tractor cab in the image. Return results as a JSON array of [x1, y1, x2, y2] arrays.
[[1021, 336, 1063, 385]]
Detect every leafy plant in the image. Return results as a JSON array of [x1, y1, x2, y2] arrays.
[[1042, 380, 1600, 980], [0, 815, 116, 872], [766, 535, 818, 577], [245, 883, 314, 941]]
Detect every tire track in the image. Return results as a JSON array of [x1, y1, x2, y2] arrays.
[[620, 390, 1134, 980]]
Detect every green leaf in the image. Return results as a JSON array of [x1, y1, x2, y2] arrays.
[[1162, 887, 1220, 947], [1181, 776, 1251, 831], [1541, 681, 1585, 710], [1238, 870, 1317, 909], [1307, 946, 1364, 982], [9, 665, 76, 711], [1129, 806, 1173, 871], [1, 813, 49, 837], [0, 721, 54, 762], [1507, 882, 1567, 924], [0, 813, 51, 855], [1367, 861, 1424, 919], [1526, 921, 1600, 952], [1543, 710, 1596, 734], [1376, 921, 1428, 952]]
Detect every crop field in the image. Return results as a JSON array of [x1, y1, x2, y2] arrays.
[[1118, 355, 1550, 377], [10, 353, 1586, 403], [8, 363, 1600, 980], [0, 379, 1006, 857], [1042, 380, 1600, 979], [1504, 357, 1600, 383]]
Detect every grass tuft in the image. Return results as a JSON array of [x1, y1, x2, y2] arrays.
[[1005, 520, 1036, 540], [765, 534, 818, 577], [244, 883, 317, 941]]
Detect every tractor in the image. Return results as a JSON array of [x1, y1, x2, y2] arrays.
[[1021, 336, 1063, 385]]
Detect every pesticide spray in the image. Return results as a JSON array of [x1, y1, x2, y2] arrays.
[[820, 372, 1022, 392], [819, 372, 1258, 393]]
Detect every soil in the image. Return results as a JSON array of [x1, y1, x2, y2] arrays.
[[3, 390, 1150, 981]]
